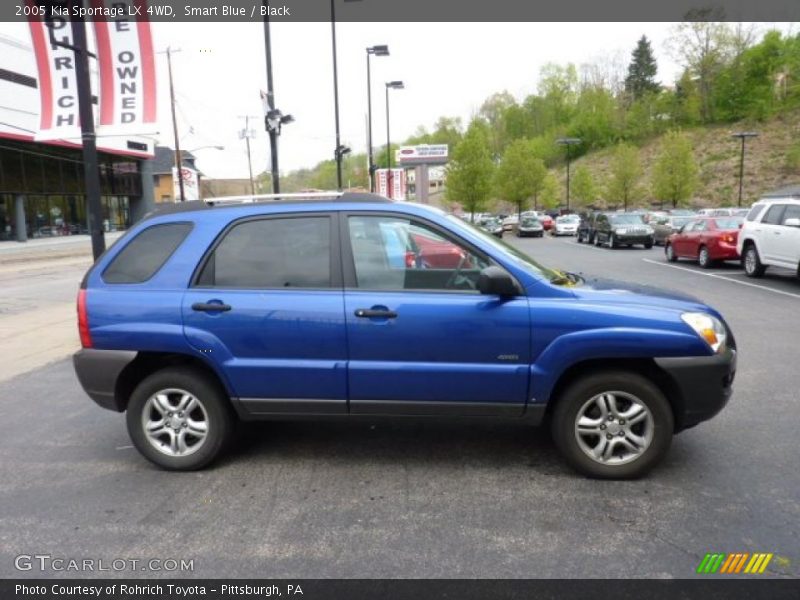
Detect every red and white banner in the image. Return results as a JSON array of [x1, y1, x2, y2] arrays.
[[376, 168, 406, 200], [27, 2, 82, 141], [173, 166, 199, 201], [92, 0, 156, 132]]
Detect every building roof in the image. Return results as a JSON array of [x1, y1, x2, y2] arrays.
[[152, 145, 197, 175], [762, 184, 800, 198]]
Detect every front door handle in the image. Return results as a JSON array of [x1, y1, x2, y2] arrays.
[[354, 308, 398, 319], [192, 302, 232, 312]]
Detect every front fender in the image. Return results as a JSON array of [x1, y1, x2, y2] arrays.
[[529, 327, 710, 405]]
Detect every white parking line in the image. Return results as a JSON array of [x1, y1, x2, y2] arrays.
[[641, 259, 800, 300]]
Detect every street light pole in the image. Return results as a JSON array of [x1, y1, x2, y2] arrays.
[[262, 7, 280, 194], [330, 0, 345, 190], [366, 45, 389, 192], [165, 47, 185, 202], [732, 132, 758, 207], [70, 13, 105, 259], [556, 137, 581, 212]]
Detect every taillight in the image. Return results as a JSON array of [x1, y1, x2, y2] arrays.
[[77, 289, 92, 348], [722, 234, 736, 244]]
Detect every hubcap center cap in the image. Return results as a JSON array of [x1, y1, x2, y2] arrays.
[[607, 422, 622, 435], [169, 416, 183, 429]]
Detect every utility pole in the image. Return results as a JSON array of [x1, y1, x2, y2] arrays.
[[330, 0, 344, 190], [239, 116, 257, 195], [262, 7, 280, 193], [69, 12, 105, 259], [732, 132, 758, 207], [164, 47, 185, 202]]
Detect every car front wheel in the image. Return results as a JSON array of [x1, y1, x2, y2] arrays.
[[551, 371, 674, 479], [665, 243, 677, 262], [126, 367, 235, 471]]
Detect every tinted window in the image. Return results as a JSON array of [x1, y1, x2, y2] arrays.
[[348, 215, 489, 291], [781, 205, 800, 224], [745, 204, 765, 222], [103, 222, 192, 284], [609, 214, 645, 225], [198, 217, 331, 288], [762, 204, 785, 225]]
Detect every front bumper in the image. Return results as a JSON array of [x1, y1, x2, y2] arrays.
[[73, 349, 137, 411], [616, 234, 653, 244], [655, 345, 736, 431]]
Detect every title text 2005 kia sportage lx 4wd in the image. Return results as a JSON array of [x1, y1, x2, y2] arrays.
[[74, 193, 736, 478]]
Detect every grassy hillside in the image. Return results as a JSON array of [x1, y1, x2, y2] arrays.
[[558, 109, 800, 209]]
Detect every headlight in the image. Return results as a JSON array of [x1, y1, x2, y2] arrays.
[[615, 228, 627, 235], [681, 312, 727, 353]]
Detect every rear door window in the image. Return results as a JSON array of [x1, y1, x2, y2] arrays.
[[781, 205, 800, 224], [762, 204, 785, 225], [196, 216, 332, 288], [103, 222, 193, 284]]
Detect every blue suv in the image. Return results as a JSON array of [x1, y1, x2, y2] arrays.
[[73, 193, 736, 478]]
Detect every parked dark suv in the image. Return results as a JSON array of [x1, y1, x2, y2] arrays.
[[73, 193, 736, 478], [593, 213, 655, 249]]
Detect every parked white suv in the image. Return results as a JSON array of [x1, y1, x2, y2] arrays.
[[737, 196, 800, 278]]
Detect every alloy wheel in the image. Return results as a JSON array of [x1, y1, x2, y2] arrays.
[[142, 388, 209, 457], [574, 391, 654, 466]]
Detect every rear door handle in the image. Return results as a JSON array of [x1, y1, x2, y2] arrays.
[[354, 308, 398, 318], [192, 302, 232, 312]]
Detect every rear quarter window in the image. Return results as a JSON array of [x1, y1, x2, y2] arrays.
[[102, 222, 193, 284], [745, 204, 765, 222]]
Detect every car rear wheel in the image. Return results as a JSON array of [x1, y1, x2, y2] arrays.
[[743, 244, 766, 278], [665, 243, 677, 262], [644, 240, 653, 249], [551, 371, 674, 479], [698, 245, 713, 269], [126, 367, 235, 471]]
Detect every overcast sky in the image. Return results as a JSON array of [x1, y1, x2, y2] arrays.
[[0, 21, 789, 179]]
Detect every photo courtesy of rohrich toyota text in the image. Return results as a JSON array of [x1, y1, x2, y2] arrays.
[[0, 1, 799, 599]]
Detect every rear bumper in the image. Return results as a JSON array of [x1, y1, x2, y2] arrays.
[[709, 243, 740, 260], [655, 346, 737, 431], [73, 349, 137, 412]]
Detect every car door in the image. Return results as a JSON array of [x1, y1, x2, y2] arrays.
[[776, 204, 800, 268], [672, 220, 695, 256], [341, 212, 531, 416], [687, 219, 708, 256], [182, 213, 349, 415], [758, 204, 786, 263]]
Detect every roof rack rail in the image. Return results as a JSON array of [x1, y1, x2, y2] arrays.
[[206, 191, 344, 206]]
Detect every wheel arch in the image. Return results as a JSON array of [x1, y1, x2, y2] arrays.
[[541, 358, 687, 432], [114, 352, 233, 413]]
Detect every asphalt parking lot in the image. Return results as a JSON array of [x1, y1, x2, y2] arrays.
[[0, 234, 798, 579]]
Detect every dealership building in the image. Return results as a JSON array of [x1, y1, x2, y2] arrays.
[[0, 32, 156, 242]]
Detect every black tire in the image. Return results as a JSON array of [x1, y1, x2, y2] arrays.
[[665, 243, 677, 262], [743, 244, 766, 278], [550, 370, 674, 479], [644, 240, 653, 249], [697, 245, 713, 269], [576, 232, 583, 243], [608, 234, 618, 249], [126, 367, 235, 471]]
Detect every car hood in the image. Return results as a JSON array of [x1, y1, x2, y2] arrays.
[[569, 275, 712, 313]]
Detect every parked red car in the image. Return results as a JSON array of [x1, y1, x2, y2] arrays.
[[539, 214, 554, 231], [665, 217, 743, 268], [410, 231, 469, 269]]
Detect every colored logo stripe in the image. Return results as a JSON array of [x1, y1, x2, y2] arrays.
[[697, 552, 773, 574]]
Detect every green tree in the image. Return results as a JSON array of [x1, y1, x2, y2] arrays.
[[539, 172, 561, 210], [445, 119, 495, 221], [625, 35, 660, 99], [651, 131, 698, 208], [570, 165, 598, 207], [606, 143, 644, 211], [494, 140, 548, 217], [478, 91, 516, 158]]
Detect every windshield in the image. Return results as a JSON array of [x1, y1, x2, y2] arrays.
[[714, 217, 744, 230], [520, 217, 539, 226], [670, 216, 693, 227], [558, 215, 579, 222], [445, 215, 559, 281], [610, 214, 645, 225]]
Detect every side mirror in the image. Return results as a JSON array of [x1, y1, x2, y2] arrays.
[[784, 218, 800, 228], [478, 266, 518, 297]]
